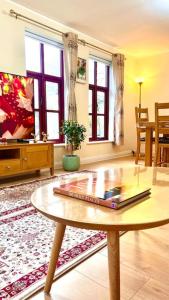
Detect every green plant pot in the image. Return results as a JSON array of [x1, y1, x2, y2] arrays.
[[63, 155, 80, 171]]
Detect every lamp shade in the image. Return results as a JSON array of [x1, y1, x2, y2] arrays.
[[135, 77, 144, 84]]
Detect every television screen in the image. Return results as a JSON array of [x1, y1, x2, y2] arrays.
[[0, 72, 34, 139]]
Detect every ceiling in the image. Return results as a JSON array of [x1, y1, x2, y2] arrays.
[[11, 0, 169, 57]]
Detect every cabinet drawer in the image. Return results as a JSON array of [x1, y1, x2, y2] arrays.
[[0, 159, 21, 175], [25, 145, 49, 153]]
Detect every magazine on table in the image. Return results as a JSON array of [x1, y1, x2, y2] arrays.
[[53, 169, 151, 209]]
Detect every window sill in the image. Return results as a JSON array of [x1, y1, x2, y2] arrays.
[[87, 140, 113, 145], [54, 143, 65, 147], [53, 141, 113, 147]]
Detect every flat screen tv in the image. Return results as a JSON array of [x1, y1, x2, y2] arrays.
[[0, 72, 34, 140]]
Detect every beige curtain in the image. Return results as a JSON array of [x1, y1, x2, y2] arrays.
[[62, 32, 78, 121], [112, 53, 125, 145]]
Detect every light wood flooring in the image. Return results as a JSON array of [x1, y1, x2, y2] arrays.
[[2, 156, 169, 300]]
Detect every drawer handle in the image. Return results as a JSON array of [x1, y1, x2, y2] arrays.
[[6, 166, 11, 169], [23, 157, 28, 161]]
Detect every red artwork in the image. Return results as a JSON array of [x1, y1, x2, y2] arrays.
[[0, 72, 34, 139]]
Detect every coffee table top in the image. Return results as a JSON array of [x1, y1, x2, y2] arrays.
[[31, 166, 169, 231]]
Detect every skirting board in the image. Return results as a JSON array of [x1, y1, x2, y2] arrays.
[[54, 150, 132, 169]]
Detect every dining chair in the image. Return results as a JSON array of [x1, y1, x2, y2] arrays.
[[135, 107, 149, 164], [154, 102, 169, 166]]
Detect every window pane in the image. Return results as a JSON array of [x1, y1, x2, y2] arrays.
[[97, 91, 105, 113], [35, 111, 40, 139], [46, 82, 59, 110], [97, 116, 104, 137], [47, 112, 59, 139], [44, 44, 61, 77], [34, 79, 39, 109], [89, 115, 92, 138], [97, 62, 106, 87], [89, 90, 92, 114], [25, 37, 41, 72], [89, 59, 94, 84]]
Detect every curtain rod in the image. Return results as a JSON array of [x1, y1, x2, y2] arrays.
[[9, 9, 116, 57]]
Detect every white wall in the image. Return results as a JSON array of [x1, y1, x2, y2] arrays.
[[136, 52, 169, 121], [0, 0, 138, 168]]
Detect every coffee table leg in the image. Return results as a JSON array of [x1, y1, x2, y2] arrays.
[[44, 223, 66, 294], [107, 231, 120, 300]]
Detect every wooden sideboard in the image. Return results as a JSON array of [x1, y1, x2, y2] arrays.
[[0, 142, 54, 178]]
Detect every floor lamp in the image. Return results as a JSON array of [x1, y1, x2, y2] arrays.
[[136, 78, 144, 108]]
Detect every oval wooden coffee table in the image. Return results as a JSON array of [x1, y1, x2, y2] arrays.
[[31, 167, 169, 300]]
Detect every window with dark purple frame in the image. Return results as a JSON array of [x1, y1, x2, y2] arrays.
[[89, 59, 109, 141], [25, 35, 64, 143]]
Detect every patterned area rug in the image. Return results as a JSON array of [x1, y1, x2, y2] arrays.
[[0, 171, 107, 300]]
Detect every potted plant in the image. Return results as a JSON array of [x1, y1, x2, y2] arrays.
[[60, 120, 86, 171]]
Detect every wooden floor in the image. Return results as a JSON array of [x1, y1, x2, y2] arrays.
[[2, 156, 169, 300]]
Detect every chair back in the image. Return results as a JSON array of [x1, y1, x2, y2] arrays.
[[135, 107, 149, 164], [155, 102, 169, 136], [135, 107, 149, 128], [154, 102, 169, 166]]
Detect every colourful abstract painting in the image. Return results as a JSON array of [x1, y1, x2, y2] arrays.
[[0, 72, 34, 139]]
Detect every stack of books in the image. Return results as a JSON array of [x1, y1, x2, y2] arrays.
[[53, 170, 151, 209]]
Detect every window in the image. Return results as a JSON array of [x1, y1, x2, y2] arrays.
[[25, 34, 64, 143], [88, 58, 110, 141]]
